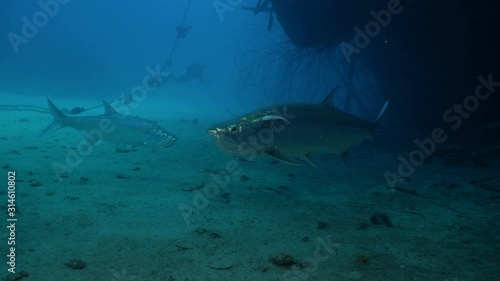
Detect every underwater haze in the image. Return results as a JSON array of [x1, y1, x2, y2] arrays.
[[1, 0, 499, 280]]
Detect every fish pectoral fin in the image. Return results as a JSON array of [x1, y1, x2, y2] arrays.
[[266, 149, 302, 165], [261, 115, 291, 124], [340, 151, 352, 168], [303, 153, 321, 169], [340, 141, 363, 168]]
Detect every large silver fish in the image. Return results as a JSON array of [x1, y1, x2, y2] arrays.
[[208, 88, 388, 168], [40, 98, 177, 148]]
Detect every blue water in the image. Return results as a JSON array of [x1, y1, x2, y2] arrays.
[[1, 1, 499, 280]]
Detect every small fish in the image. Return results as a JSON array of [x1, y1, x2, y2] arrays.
[[122, 93, 134, 105], [208, 87, 388, 168], [70, 107, 85, 114], [39, 98, 177, 148]]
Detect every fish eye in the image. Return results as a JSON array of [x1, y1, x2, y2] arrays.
[[228, 125, 238, 133], [162, 133, 167, 138]]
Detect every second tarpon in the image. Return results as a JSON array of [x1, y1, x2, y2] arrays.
[[39, 98, 177, 148]]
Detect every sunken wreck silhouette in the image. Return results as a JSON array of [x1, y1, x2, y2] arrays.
[[254, 0, 387, 49], [244, 0, 500, 148]]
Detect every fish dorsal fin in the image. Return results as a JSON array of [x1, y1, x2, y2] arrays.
[[321, 86, 339, 107], [102, 100, 119, 115]]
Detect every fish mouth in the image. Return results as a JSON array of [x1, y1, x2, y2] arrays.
[[161, 135, 177, 148], [208, 128, 225, 145], [167, 136, 177, 146], [208, 128, 220, 138]]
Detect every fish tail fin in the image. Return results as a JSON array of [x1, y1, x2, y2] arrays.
[[369, 100, 389, 154], [371, 100, 389, 137], [374, 101, 389, 124], [39, 98, 67, 138], [374, 101, 389, 125]]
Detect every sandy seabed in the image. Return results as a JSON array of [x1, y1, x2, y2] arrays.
[[0, 96, 499, 281]]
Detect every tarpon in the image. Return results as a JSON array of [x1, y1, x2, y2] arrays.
[[39, 98, 177, 148], [208, 88, 388, 168]]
